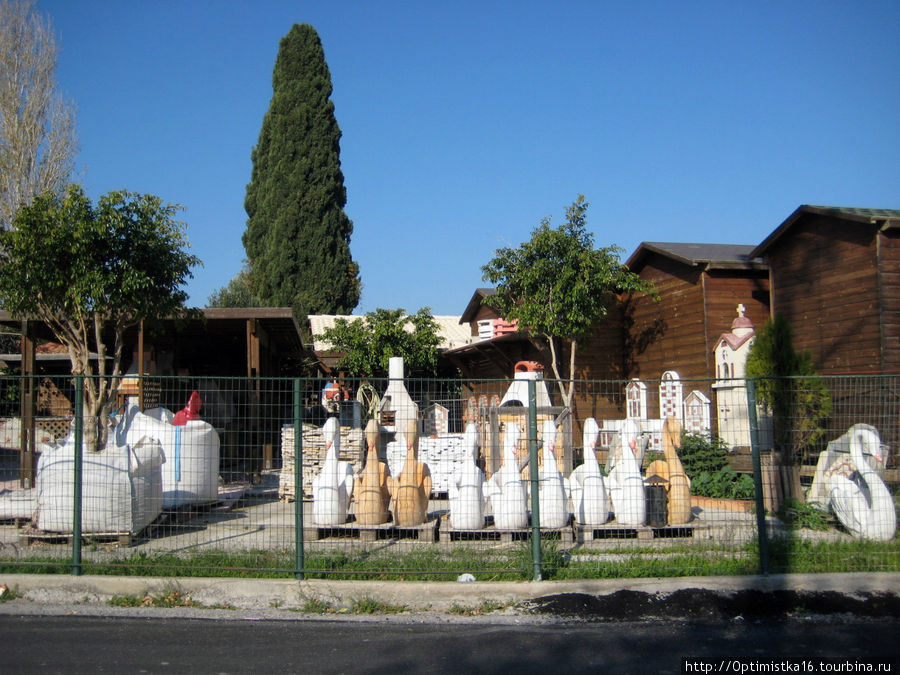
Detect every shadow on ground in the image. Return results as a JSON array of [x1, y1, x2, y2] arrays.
[[523, 589, 900, 621]]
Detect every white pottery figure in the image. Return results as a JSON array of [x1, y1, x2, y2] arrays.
[[569, 418, 609, 526], [538, 420, 569, 529], [312, 417, 354, 526], [607, 419, 646, 526], [488, 422, 528, 529], [449, 423, 486, 530], [827, 429, 897, 541]]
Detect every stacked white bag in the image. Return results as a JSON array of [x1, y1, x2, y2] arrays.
[[35, 430, 164, 534], [119, 405, 220, 508]]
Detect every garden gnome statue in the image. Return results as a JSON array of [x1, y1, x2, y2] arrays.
[[389, 419, 432, 526], [312, 417, 354, 526], [607, 419, 645, 526], [449, 423, 486, 530], [646, 417, 692, 524], [355, 419, 391, 526], [487, 422, 528, 529], [539, 420, 569, 528], [569, 418, 609, 526]]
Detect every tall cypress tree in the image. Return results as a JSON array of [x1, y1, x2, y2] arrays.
[[243, 24, 360, 315]]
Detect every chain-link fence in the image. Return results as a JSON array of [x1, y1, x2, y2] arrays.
[[0, 371, 897, 580]]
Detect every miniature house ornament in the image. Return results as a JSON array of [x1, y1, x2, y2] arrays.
[[712, 303, 773, 450]]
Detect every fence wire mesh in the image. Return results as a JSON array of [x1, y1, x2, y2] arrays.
[[0, 372, 897, 579]]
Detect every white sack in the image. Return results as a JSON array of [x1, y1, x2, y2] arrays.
[[35, 434, 164, 534], [119, 405, 220, 507]]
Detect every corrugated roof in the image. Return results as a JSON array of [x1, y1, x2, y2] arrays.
[[626, 242, 766, 272], [309, 314, 472, 352]]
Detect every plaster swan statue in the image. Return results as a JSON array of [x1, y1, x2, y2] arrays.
[[312, 417, 354, 526], [607, 419, 645, 526], [388, 419, 432, 527], [449, 423, 486, 530], [354, 419, 391, 526], [569, 418, 609, 526], [827, 429, 897, 541], [538, 419, 569, 528], [644, 417, 692, 524], [487, 422, 528, 529]]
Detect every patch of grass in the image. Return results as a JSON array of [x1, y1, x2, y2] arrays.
[[776, 499, 831, 531], [447, 599, 509, 616], [350, 596, 407, 614], [0, 584, 20, 602], [1, 536, 897, 581], [108, 590, 200, 608], [299, 597, 335, 614]]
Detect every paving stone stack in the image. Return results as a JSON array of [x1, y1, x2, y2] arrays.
[[386, 433, 467, 496], [279, 424, 364, 501]]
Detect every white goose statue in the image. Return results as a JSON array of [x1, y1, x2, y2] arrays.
[[607, 419, 645, 526], [312, 417, 355, 526], [569, 418, 609, 526], [487, 422, 528, 529], [827, 429, 897, 541], [538, 419, 570, 528], [449, 423, 486, 530]]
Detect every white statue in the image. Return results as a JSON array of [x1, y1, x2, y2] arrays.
[[538, 419, 569, 528], [569, 418, 609, 526], [827, 428, 896, 541], [449, 423, 486, 530], [312, 417, 355, 526], [487, 422, 528, 529], [607, 418, 646, 526]]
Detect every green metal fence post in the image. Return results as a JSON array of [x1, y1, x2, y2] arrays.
[[527, 379, 542, 581], [746, 378, 770, 576], [71, 375, 83, 577], [293, 378, 305, 580]]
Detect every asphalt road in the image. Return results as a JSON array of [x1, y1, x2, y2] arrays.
[[2, 614, 897, 674]]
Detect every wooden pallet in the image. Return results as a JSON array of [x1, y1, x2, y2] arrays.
[[304, 517, 439, 543], [17, 526, 134, 548], [574, 521, 707, 543]]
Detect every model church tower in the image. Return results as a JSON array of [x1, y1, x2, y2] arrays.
[[713, 304, 771, 450]]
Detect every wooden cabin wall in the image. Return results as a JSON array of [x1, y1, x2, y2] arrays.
[[703, 271, 770, 356], [766, 216, 882, 375], [878, 229, 900, 372], [623, 253, 706, 381]]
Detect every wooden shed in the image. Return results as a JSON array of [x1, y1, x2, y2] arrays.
[[622, 243, 770, 388], [749, 205, 900, 375]]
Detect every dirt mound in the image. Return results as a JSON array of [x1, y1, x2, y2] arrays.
[[523, 589, 900, 621]]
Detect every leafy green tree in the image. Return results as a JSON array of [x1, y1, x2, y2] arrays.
[[745, 313, 832, 462], [242, 23, 359, 316], [316, 308, 442, 378], [0, 185, 201, 449], [481, 195, 655, 408], [208, 263, 259, 308]]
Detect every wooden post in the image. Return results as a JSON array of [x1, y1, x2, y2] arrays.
[[19, 320, 37, 488]]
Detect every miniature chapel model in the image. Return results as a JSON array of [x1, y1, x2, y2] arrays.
[[712, 304, 763, 450]]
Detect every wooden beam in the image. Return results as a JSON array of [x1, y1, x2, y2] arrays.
[[19, 320, 36, 487]]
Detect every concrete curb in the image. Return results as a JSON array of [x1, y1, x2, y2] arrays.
[[2, 572, 898, 615]]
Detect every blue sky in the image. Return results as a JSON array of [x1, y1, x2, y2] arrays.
[[39, 1, 899, 315]]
